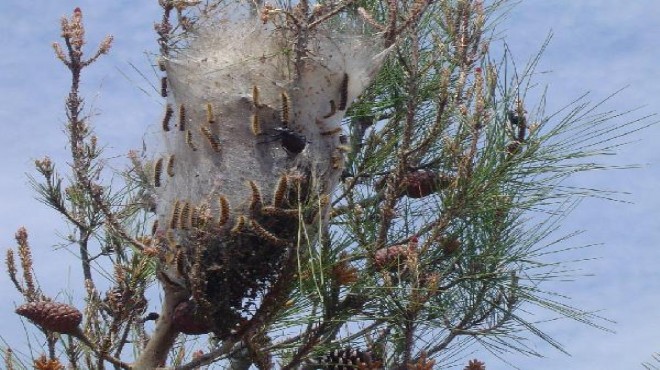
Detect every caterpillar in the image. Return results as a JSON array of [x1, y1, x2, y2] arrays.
[[338, 73, 349, 111], [337, 145, 351, 153], [331, 153, 343, 170], [252, 85, 261, 108], [178, 104, 186, 131], [175, 247, 187, 276], [169, 200, 181, 229], [154, 157, 164, 187], [231, 215, 246, 234], [261, 206, 300, 219], [322, 100, 337, 119], [151, 219, 159, 236], [179, 201, 191, 230], [200, 126, 221, 152], [320, 127, 343, 136], [248, 180, 262, 213], [161, 77, 168, 98], [162, 104, 173, 132], [167, 155, 175, 177], [189, 205, 200, 229], [251, 113, 261, 136], [250, 219, 289, 247], [281, 91, 290, 126], [185, 130, 198, 151], [272, 175, 288, 207], [205, 102, 215, 125], [218, 195, 230, 226]]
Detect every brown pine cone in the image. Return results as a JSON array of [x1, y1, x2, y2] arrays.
[[171, 300, 212, 335], [403, 170, 452, 199], [16, 301, 82, 334]]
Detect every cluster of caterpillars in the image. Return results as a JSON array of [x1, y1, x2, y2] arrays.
[[160, 100, 221, 155], [154, 173, 327, 256], [153, 72, 350, 241]]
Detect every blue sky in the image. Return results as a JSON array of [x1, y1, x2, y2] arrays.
[[1, 1, 659, 369]]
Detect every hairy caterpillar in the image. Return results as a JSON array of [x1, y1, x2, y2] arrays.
[[273, 175, 288, 207], [218, 195, 230, 226], [167, 155, 175, 177], [169, 200, 181, 229], [250, 219, 289, 247], [162, 104, 173, 132], [154, 158, 164, 187], [248, 180, 262, 213], [251, 113, 261, 136], [252, 85, 261, 108], [200, 126, 221, 152], [338, 73, 349, 111], [186, 130, 198, 151], [231, 215, 246, 234], [178, 104, 186, 131], [261, 206, 300, 218], [322, 100, 337, 119], [179, 201, 191, 230], [281, 91, 290, 126], [205, 102, 215, 125], [161, 77, 168, 98], [320, 127, 343, 136]]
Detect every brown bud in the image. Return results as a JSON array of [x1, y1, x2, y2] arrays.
[[16, 301, 82, 334], [464, 359, 486, 370], [374, 245, 410, 271], [33, 355, 65, 370]]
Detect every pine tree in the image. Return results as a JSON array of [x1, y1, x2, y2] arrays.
[[3, 1, 648, 369]]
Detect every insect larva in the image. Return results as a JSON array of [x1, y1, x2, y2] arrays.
[[337, 145, 351, 153], [161, 77, 168, 97], [151, 220, 159, 235], [179, 201, 191, 230], [338, 73, 349, 111], [322, 100, 337, 119], [251, 113, 261, 136], [280, 92, 290, 126], [162, 104, 173, 132], [169, 200, 181, 229], [231, 215, 246, 234], [205, 103, 215, 125], [250, 219, 289, 247], [178, 104, 186, 131], [167, 155, 175, 177], [248, 180, 262, 213], [331, 153, 343, 170], [218, 195, 230, 226], [319, 194, 330, 208], [261, 206, 299, 218], [166, 229, 176, 247], [272, 175, 288, 207], [189, 205, 200, 229], [154, 157, 164, 187], [175, 247, 187, 276], [196, 203, 209, 227], [200, 126, 221, 152], [252, 85, 261, 108], [320, 127, 343, 136], [185, 130, 198, 151]]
